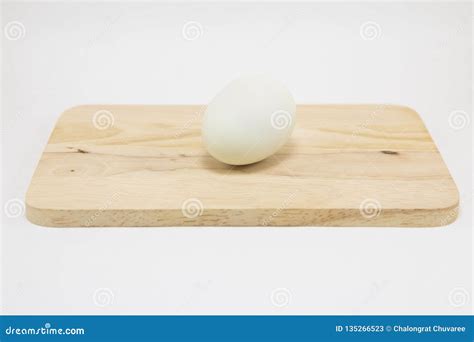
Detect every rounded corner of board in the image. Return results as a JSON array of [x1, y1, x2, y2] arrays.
[[25, 202, 60, 228], [431, 202, 460, 228], [386, 104, 421, 117]]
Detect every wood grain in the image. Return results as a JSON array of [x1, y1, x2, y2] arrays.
[[26, 105, 459, 227]]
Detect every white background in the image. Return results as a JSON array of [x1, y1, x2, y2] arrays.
[[1, 1, 472, 314]]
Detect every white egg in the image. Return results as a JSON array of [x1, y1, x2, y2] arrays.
[[202, 75, 296, 165]]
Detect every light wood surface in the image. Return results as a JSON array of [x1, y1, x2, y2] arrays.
[[26, 105, 459, 227]]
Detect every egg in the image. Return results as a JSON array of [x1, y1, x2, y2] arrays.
[[202, 75, 296, 165]]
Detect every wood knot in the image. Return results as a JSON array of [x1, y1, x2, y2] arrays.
[[67, 146, 89, 153], [380, 150, 398, 155]]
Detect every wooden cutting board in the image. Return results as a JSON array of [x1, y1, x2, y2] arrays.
[[26, 105, 458, 227]]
